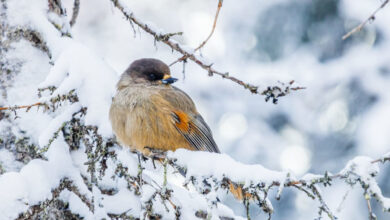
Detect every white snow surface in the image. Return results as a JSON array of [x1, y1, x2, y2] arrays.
[[39, 41, 117, 138], [170, 149, 287, 185], [0, 137, 81, 219], [340, 156, 379, 180]]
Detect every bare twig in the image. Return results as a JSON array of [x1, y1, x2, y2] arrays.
[[311, 185, 336, 220], [170, 0, 223, 66], [342, 0, 389, 40], [292, 184, 315, 200], [0, 102, 43, 111], [0, 89, 79, 113], [110, 0, 304, 102], [366, 196, 377, 220], [370, 154, 390, 164], [194, 0, 223, 52], [69, 0, 80, 27], [336, 189, 350, 213]]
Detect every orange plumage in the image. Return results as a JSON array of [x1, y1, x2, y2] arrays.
[[172, 110, 190, 132]]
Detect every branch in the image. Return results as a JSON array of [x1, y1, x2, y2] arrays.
[[110, 0, 304, 103], [366, 197, 377, 220], [194, 0, 223, 52], [370, 152, 390, 164], [69, 0, 80, 27], [5, 28, 52, 58], [165, 151, 390, 219], [0, 89, 79, 114], [311, 185, 336, 219], [342, 0, 389, 40], [0, 102, 43, 111], [170, 0, 223, 66]]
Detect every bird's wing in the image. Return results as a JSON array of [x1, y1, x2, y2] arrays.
[[171, 110, 220, 153], [159, 87, 220, 153]]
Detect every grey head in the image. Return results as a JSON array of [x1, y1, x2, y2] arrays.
[[122, 58, 178, 85]]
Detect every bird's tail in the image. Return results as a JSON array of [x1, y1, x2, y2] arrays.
[[228, 181, 254, 201]]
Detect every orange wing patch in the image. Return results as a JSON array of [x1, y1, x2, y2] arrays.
[[172, 111, 220, 153], [172, 110, 190, 132]]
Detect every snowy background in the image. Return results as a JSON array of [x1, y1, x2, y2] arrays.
[[1, 0, 390, 219]]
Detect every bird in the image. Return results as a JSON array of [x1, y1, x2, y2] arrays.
[[109, 58, 220, 155], [109, 58, 247, 200]]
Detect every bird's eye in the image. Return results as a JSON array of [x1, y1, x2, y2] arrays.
[[149, 73, 156, 80]]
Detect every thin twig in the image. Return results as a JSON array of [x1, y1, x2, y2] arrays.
[[0, 102, 43, 111], [292, 184, 315, 200], [311, 185, 336, 220], [342, 0, 389, 40], [70, 0, 80, 27], [110, 0, 304, 100], [170, 0, 223, 66], [366, 196, 377, 220], [370, 155, 390, 164], [336, 189, 350, 213], [195, 0, 223, 51]]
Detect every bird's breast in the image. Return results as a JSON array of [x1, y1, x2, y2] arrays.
[[109, 86, 192, 154]]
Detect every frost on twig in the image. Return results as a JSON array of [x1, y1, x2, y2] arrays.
[[340, 156, 390, 214], [261, 80, 306, 104], [3, 28, 52, 58], [342, 0, 389, 40]]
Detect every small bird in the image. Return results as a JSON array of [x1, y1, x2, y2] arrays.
[[109, 58, 220, 155], [109, 58, 247, 200]]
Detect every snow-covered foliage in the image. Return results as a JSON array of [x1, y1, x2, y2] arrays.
[[1, 0, 390, 219]]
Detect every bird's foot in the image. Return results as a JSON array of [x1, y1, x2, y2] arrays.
[[143, 146, 167, 161]]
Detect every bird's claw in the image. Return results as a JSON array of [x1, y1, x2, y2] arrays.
[[143, 146, 167, 160]]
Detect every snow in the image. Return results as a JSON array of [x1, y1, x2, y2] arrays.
[[38, 103, 81, 147], [383, 152, 390, 160], [340, 156, 379, 180], [301, 173, 324, 182], [102, 188, 141, 215], [59, 190, 94, 219], [169, 149, 287, 186], [2, 0, 390, 219], [39, 42, 118, 137], [0, 137, 78, 219], [340, 156, 390, 211], [6, 0, 65, 59], [0, 172, 28, 219], [0, 149, 24, 172], [3, 40, 52, 144], [115, 148, 140, 177]]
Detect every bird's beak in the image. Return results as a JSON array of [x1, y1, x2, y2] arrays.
[[161, 74, 178, 84]]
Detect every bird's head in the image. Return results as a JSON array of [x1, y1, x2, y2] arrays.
[[121, 58, 178, 86]]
